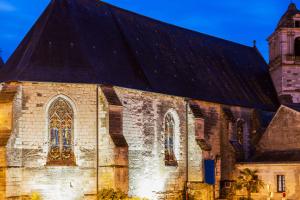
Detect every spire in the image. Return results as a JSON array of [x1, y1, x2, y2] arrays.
[[276, 2, 300, 29], [288, 2, 297, 11]]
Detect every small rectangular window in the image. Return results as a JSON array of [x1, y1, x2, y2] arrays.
[[295, 21, 300, 28], [277, 175, 285, 192]]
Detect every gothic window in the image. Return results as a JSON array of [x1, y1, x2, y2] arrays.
[[164, 113, 177, 166], [47, 98, 75, 165], [294, 37, 300, 56], [236, 119, 244, 145]]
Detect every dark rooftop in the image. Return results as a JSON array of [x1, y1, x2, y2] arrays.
[[0, 57, 3, 69], [251, 150, 300, 163], [0, 0, 279, 111], [284, 104, 300, 112], [276, 3, 300, 30]]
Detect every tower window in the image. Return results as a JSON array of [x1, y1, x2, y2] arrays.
[[295, 37, 300, 57], [295, 21, 300, 27]]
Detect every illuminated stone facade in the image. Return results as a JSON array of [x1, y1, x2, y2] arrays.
[[2, 1, 300, 200], [0, 81, 263, 200]]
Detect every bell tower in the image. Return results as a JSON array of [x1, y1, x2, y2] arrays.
[[269, 3, 300, 104]]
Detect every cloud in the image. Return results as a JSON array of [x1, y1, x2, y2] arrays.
[[0, 1, 16, 12]]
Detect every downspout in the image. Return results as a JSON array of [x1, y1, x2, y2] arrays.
[[185, 98, 189, 199], [96, 85, 99, 197]]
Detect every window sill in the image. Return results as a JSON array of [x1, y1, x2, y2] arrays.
[[165, 160, 178, 167], [46, 160, 76, 166]]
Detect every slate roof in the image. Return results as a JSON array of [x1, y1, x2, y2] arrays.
[[0, 57, 3, 69], [276, 3, 300, 30], [284, 104, 300, 112], [0, 0, 279, 111], [256, 109, 275, 128], [251, 150, 300, 163]]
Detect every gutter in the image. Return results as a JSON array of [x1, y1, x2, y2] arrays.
[[96, 85, 99, 196], [185, 98, 189, 199]]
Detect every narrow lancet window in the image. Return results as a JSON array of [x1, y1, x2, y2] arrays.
[[164, 113, 177, 166], [236, 119, 244, 145]]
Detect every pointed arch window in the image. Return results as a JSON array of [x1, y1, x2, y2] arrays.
[[47, 98, 75, 165], [164, 113, 177, 166]]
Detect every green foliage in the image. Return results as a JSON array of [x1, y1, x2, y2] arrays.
[[234, 168, 264, 199], [30, 192, 42, 200], [98, 188, 148, 200], [220, 185, 235, 200]]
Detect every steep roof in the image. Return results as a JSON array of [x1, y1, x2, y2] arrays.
[[0, 0, 279, 110], [276, 3, 300, 30], [251, 150, 300, 163]]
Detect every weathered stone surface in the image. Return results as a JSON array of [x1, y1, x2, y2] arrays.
[[0, 81, 260, 200]]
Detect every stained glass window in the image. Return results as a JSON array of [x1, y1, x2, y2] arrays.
[[47, 98, 75, 165], [164, 113, 177, 166]]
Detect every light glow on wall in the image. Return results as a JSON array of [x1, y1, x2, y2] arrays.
[[134, 172, 169, 200]]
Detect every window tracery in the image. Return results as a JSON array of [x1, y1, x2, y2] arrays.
[[47, 98, 75, 165]]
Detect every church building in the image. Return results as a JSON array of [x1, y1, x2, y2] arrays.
[[0, 0, 299, 200]]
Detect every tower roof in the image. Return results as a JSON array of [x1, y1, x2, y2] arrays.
[[0, 0, 279, 110], [276, 3, 300, 29]]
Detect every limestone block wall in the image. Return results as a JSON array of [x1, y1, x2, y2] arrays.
[[187, 110, 203, 183], [0, 81, 259, 200], [5, 82, 98, 200], [98, 87, 128, 193], [269, 29, 300, 104], [115, 87, 188, 199], [236, 163, 300, 200], [281, 65, 300, 103]]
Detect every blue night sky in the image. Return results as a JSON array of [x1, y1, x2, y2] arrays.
[[0, 0, 296, 62]]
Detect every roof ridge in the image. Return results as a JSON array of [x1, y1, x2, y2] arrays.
[[98, 0, 254, 49]]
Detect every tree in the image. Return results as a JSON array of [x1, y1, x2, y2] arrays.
[[234, 168, 264, 200]]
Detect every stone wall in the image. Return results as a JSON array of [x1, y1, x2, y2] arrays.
[[5, 82, 98, 200], [236, 163, 300, 200], [281, 66, 300, 103], [115, 87, 188, 199], [269, 29, 300, 104], [0, 81, 259, 200]]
